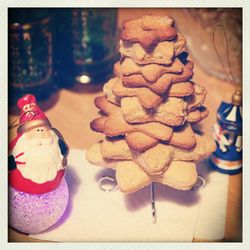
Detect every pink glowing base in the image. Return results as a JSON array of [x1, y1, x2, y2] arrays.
[[9, 178, 69, 234]]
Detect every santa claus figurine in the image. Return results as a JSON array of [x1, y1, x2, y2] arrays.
[[8, 94, 69, 234]]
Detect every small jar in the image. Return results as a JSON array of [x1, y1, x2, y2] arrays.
[[53, 8, 119, 86], [9, 8, 55, 105]]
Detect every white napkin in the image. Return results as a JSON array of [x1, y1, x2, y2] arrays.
[[193, 161, 229, 240], [29, 149, 228, 242]]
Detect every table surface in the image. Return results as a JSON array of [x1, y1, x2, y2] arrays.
[[8, 8, 242, 242]]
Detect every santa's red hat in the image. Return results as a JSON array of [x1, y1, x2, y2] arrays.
[[17, 94, 51, 134]]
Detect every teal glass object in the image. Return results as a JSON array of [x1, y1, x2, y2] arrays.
[[54, 8, 118, 86], [9, 8, 55, 104]]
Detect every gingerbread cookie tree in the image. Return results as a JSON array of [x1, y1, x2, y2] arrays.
[[87, 15, 215, 193]]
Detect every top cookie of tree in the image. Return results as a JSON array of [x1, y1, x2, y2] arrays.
[[120, 15, 177, 50]]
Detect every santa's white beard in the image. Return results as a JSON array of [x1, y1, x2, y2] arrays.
[[12, 131, 64, 184]]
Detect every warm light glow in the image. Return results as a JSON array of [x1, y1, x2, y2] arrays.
[[76, 74, 91, 84]]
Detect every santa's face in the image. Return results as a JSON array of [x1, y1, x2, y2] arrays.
[[12, 127, 64, 184], [25, 126, 54, 146]]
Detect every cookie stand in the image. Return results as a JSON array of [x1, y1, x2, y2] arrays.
[[98, 175, 206, 224]]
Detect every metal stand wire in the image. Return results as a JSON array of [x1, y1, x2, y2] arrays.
[[151, 182, 156, 224]]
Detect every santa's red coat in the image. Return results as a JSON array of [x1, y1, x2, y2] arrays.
[[8, 134, 65, 194]]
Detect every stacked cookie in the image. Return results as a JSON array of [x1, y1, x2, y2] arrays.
[[87, 15, 215, 193]]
